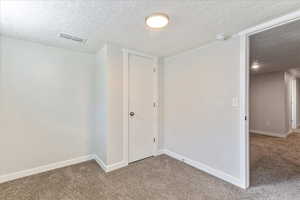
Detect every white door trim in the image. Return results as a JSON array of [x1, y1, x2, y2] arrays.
[[239, 34, 249, 189], [291, 78, 297, 129], [238, 9, 300, 189], [122, 49, 159, 165]]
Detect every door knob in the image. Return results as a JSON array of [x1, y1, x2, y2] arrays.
[[129, 112, 135, 117]]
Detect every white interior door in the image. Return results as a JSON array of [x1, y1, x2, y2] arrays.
[[128, 54, 154, 163]]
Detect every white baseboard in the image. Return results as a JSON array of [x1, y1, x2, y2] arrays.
[[106, 161, 128, 172], [250, 130, 288, 138], [0, 153, 131, 184], [0, 155, 94, 184], [292, 129, 300, 134], [0, 154, 129, 184], [92, 155, 128, 173], [0, 151, 244, 188], [157, 149, 166, 155], [287, 130, 294, 136], [93, 155, 107, 172], [159, 149, 243, 188]]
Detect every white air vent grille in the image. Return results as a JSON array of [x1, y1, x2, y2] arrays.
[[59, 33, 87, 43]]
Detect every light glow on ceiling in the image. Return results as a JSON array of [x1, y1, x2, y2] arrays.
[[145, 13, 169, 29]]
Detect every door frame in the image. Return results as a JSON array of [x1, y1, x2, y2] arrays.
[[122, 49, 159, 165], [239, 10, 300, 189], [291, 78, 297, 129]]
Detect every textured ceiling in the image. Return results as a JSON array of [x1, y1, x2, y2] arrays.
[[1, 0, 300, 56], [250, 19, 300, 74]]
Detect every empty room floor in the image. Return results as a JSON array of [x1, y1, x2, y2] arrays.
[[1, 133, 300, 200]]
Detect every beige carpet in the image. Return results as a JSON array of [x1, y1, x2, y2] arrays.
[[1, 133, 299, 200]]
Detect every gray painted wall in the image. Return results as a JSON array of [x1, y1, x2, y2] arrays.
[[106, 44, 123, 165], [93, 46, 108, 164], [163, 38, 241, 179], [93, 44, 124, 165], [0, 36, 95, 176], [250, 71, 288, 135]]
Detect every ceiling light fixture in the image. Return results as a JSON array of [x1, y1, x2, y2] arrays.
[[146, 13, 169, 29], [251, 62, 260, 70]]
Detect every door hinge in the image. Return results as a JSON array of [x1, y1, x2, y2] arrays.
[[245, 116, 247, 121], [153, 137, 156, 143]]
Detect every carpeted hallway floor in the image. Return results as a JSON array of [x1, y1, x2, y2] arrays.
[[1, 133, 299, 200]]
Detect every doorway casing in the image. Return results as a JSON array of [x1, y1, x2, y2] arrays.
[[239, 9, 300, 189], [122, 49, 159, 166]]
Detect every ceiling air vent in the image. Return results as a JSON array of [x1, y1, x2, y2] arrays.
[[59, 33, 87, 43]]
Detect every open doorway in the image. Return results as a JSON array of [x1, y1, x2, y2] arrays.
[[248, 19, 300, 188]]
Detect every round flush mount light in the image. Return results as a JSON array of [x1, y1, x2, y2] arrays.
[[146, 13, 169, 29], [251, 62, 260, 70]]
